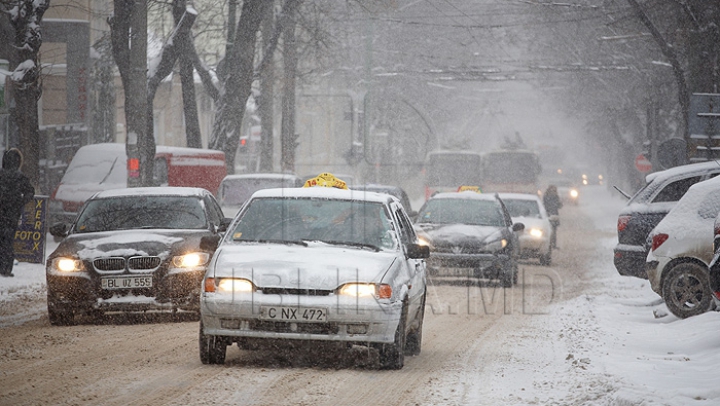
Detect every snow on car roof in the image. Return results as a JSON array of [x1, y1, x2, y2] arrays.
[[73, 142, 224, 156], [93, 187, 209, 199], [497, 192, 541, 201], [222, 173, 300, 181], [430, 191, 499, 201], [250, 186, 393, 204], [644, 160, 720, 183]]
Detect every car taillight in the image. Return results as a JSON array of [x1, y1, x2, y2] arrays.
[[617, 215, 631, 232], [715, 221, 720, 237], [651, 233, 669, 251]]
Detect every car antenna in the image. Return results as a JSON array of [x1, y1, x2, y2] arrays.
[[612, 185, 631, 200]]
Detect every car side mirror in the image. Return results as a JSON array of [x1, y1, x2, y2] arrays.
[[407, 243, 430, 259], [512, 222, 525, 232], [49, 223, 69, 238], [217, 217, 233, 233], [200, 235, 221, 252]]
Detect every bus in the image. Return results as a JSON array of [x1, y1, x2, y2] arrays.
[[423, 150, 483, 199], [481, 149, 542, 194]]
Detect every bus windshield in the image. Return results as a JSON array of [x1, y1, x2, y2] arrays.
[[483, 151, 541, 184], [425, 152, 482, 188]]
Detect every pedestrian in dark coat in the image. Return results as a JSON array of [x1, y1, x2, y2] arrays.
[[0, 148, 35, 277], [543, 185, 562, 249]]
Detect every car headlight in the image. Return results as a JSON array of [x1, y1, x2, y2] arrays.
[[529, 228, 543, 238], [483, 238, 508, 251], [52, 257, 84, 272], [172, 252, 210, 268], [209, 278, 255, 293], [417, 236, 431, 247], [339, 283, 392, 299], [570, 189, 579, 198]]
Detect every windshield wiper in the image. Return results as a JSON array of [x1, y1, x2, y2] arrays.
[[99, 157, 119, 185], [319, 240, 381, 252], [238, 239, 308, 247]]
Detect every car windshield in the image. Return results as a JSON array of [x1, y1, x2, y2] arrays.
[[220, 178, 298, 206], [416, 198, 505, 226], [75, 196, 207, 232], [231, 197, 397, 250], [503, 199, 542, 218]]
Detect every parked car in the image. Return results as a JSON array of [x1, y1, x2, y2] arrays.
[[199, 173, 429, 369], [499, 193, 553, 266], [414, 191, 524, 287], [646, 176, 720, 318], [707, 215, 720, 310], [614, 160, 720, 278], [49, 143, 226, 225], [217, 173, 303, 217], [46, 187, 231, 325], [352, 184, 414, 215]]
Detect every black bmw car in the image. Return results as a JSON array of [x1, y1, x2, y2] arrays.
[[45, 187, 230, 325], [414, 191, 524, 287]]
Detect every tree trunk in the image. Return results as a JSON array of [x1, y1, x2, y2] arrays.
[[281, 15, 298, 173], [259, 4, 276, 172], [209, 0, 272, 174], [5, 0, 50, 190], [173, 0, 202, 148]]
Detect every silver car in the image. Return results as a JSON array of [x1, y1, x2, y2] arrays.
[[199, 180, 429, 369]]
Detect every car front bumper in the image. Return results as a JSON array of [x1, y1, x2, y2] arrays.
[[200, 293, 402, 345], [427, 252, 513, 279], [46, 269, 205, 312]]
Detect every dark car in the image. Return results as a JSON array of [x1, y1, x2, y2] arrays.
[[414, 191, 524, 287], [614, 161, 720, 278], [45, 187, 231, 325], [352, 184, 414, 215]]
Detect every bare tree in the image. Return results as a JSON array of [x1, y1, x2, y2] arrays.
[[0, 0, 50, 188]]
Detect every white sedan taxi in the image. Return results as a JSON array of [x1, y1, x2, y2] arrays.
[[199, 173, 429, 369]]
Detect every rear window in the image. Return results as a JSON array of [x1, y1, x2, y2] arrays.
[[220, 178, 299, 206], [652, 176, 701, 203]]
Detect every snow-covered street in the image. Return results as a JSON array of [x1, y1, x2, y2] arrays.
[[1, 185, 719, 405]]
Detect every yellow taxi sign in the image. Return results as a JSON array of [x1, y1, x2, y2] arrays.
[[303, 172, 348, 189], [458, 185, 482, 193]]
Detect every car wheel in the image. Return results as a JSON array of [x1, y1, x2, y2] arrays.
[[662, 263, 713, 319], [48, 304, 74, 326], [377, 301, 407, 369], [199, 322, 227, 364], [539, 249, 552, 266], [405, 293, 426, 356]]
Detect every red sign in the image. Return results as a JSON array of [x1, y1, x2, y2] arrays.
[[635, 154, 652, 173]]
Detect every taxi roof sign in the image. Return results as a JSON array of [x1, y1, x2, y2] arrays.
[[303, 172, 348, 189], [458, 185, 482, 193]]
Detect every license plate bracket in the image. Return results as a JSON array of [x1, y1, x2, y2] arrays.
[[101, 276, 153, 290], [259, 306, 328, 322]]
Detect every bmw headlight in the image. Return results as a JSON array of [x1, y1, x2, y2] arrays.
[[483, 238, 508, 251], [172, 252, 210, 268], [52, 257, 84, 272]]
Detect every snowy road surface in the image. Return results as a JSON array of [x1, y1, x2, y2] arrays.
[[1, 186, 719, 405]]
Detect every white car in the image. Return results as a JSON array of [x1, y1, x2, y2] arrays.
[[499, 193, 553, 266], [199, 174, 429, 369], [646, 175, 720, 318]]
